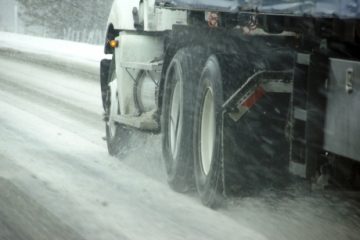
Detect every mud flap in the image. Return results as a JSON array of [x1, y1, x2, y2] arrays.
[[221, 93, 291, 196], [100, 59, 112, 110]]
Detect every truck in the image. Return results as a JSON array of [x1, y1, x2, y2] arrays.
[[100, 0, 360, 207]]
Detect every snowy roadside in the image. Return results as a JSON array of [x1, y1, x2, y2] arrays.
[[0, 32, 106, 78]]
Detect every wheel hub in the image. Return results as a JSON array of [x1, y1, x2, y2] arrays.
[[169, 79, 183, 158], [200, 87, 216, 176]]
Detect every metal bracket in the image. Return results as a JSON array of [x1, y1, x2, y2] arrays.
[[297, 53, 310, 66], [320, 39, 328, 52], [294, 107, 307, 121], [346, 68, 354, 94], [223, 70, 293, 122]]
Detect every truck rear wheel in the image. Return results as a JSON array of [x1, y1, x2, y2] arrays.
[[105, 56, 131, 157], [162, 47, 207, 192], [193, 55, 224, 208]]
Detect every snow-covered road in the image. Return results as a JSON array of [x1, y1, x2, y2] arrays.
[[0, 33, 359, 240], [0, 54, 268, 240]]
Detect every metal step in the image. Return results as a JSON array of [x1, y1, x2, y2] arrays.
[[294, 107, 307, 121], [113, 111, 159, 131], [120, 60, 163, 72], [289, 161, 306, 178]]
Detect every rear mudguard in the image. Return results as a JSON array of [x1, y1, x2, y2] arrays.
[[214, 46, 294, 196], [222, 93, 291, 196]]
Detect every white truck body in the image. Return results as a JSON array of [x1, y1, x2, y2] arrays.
[[107, 0, 187, 32]]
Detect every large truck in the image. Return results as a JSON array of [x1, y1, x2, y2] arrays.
[[100, 0, 360, 207]]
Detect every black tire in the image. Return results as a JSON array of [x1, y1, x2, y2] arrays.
[[161, 47, 207, 193], [193, 55, 224, 208], [105, 56, 131, 157]]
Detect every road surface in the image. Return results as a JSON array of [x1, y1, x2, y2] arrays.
[[0, 51, 359, 240]]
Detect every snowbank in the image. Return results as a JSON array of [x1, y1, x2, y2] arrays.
[[0, 32, 107, 77]]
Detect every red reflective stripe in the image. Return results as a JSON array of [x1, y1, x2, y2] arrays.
[[241, 87, 265, 108]]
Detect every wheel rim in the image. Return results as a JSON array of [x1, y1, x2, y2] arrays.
[[169, 69, 183, 158], [200, 87, 216, 176], [108, 78, 118, 138]]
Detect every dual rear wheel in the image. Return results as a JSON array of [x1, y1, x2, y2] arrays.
[[162, 48, 224, 207], [104, 45, 288, 207]]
